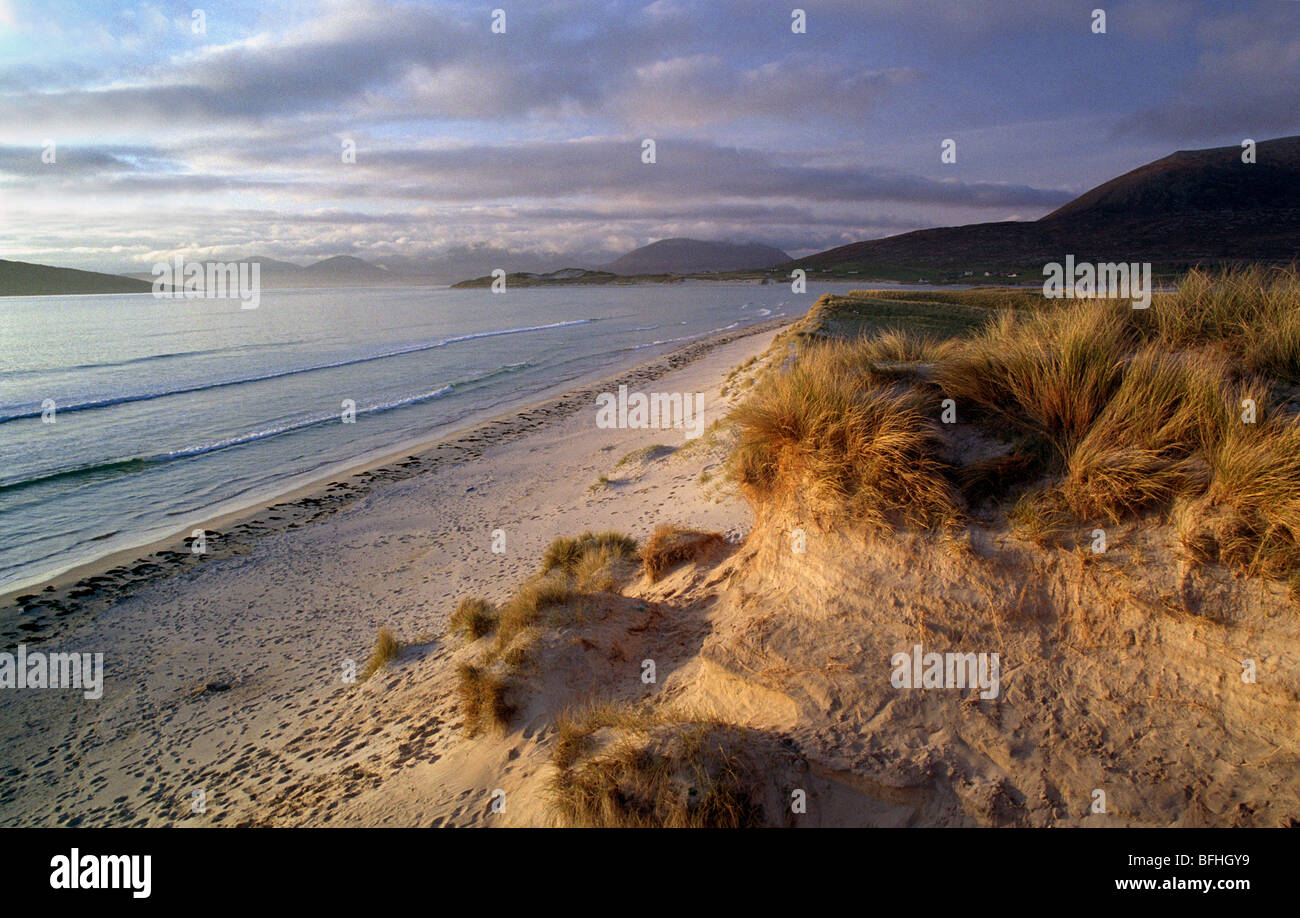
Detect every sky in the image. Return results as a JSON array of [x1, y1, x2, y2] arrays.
[[0, 0, 1296, 273]]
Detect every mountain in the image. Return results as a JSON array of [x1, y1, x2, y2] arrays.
[[225, 254, 391, 286], [117, 254, 394, 288], [0, 259, 154, 297], [234, 255, 303, 274], [604, 238, 791, 275], [790, 136, 1300, 280], [299, 255, 391, 281]]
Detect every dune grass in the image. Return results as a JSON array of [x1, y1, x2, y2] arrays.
[[541, 531, 638, 575], [933, 301, 1134, 457], [641, 525, 728, 581], [1007, 488, 1074, 546], [492, 571, 574, 656], [473, 531, 639, 661], [1207, 413, 1300, 577], [730, 267, 1300, 591], [448, 596, 497, 641], [453, 530, 641, 735], [1137, 266, 1300, 382], [455, 663, 513, 736], [548, 704, 767, 828], [360, 627, 402, 681], [1058, 347, 1226, 522], [536, 530, 640, 596], [729, 339, 963, 529]]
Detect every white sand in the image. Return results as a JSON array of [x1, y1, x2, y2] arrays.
[[0, 322, 784, 827]]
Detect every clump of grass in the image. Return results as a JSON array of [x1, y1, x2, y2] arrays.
[[1007, 488, 1074, 547], [541, 531, 638, 575], [856, 327, 954, 369], [494, 571, 574, 653], [1172, 496, 1220, 564], [1059, 348, 1226, 522], [1064, 446, 1210, 525], [1244, 308, 1300, 385], [1147, 267, 1254, 342], [729, 339, 962, 528], [448, 597, 497, 641], [476, 531, 639, 670], [360, 627, 402, 681], [1207, 413, 1300, 577], [934, 302, 1132, 458], [551, 701, 656, 771], [572, 546, 623, 593], [502, 645, 530, 669], [455, 663, 513, 735], [548, 706, 768, 828], [1140, 266, 1300, 382], [614, 444, 677, 469], [642, 525, 727, 581]]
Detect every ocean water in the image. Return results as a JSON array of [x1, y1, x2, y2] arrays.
[[0, 281, 860, 592]]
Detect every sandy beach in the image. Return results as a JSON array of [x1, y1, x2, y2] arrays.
[[5, 298, 1298, 831], [0, 319, 788, 827]]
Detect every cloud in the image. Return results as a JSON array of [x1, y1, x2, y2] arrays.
[[1, 128, 1070, 273], [610, 54, 918, 128], [0, 0, 1293, 273], [0, 144, 183, 177], [1113, 2, 1300, 142], [0, 0, 933, 136], [5, 134, 1070, 211]]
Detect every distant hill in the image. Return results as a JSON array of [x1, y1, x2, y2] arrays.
[[130, 254, 395, 288], [605, 238, 791, 275], [790, 136, 1300, 280], [300, 255, 391, 282], [234, 255, 303, 273], [0, 259, 154, 297], [226, 254, 391, 286]]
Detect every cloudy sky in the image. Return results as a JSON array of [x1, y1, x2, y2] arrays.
[[0, 0, 1296, 273]]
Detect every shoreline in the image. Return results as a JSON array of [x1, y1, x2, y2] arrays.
[[0, 313, 789, 827], [0, 316, 793, 646]]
